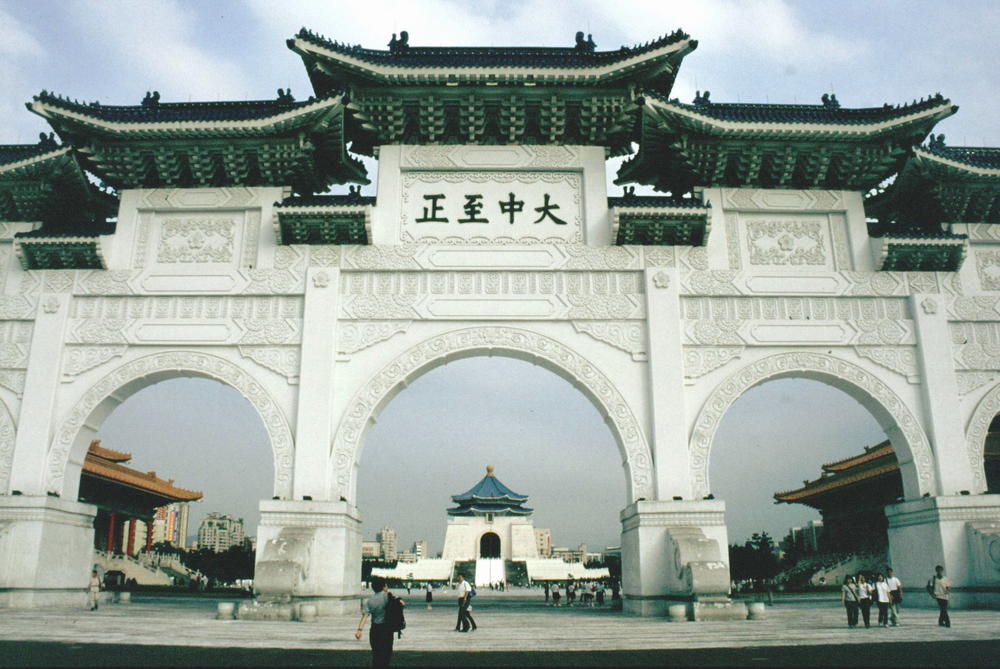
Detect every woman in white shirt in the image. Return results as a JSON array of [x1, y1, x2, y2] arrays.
[[874, 573, 892, 627]]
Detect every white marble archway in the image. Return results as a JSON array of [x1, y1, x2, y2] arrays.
[[330, 325, 654, 504], [689, 351, 936, 499], [45, 350, 295, 500]]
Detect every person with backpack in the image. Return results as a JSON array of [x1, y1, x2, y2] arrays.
[[355, 576, 405, 667], [926, 565, 952, 628], [840, 575, 861, 628]]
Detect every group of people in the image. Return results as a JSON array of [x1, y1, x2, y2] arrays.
[[841, 565, 953, 629], [840, 567, 903, 628], [543, 580, 612, 607]]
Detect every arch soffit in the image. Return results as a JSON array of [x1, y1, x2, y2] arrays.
[[331, 326, 653, 504], [0, 398, 16, 494], [689, 351, 936, 499], [963, 382, 998, 493], [46, 350, 294, 498]]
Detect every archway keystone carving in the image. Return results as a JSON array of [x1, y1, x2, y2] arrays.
[[331, 326, 653, 503], [689, 351, 936, 499], [46, 351, 294, 498]]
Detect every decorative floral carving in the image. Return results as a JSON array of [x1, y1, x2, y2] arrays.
[[844, 271, 904, 296], [44, 273, 74, 293], [921, 297, 939, 315], [563, 245, 637, 270], [950, 296, 1000, 321], [975, 250, 1000, 291], [331, 327, 653, 503], [854, 319, 910, 345], [237, 319, 300, 345], [683, 347, 745, 379], [572, 321, 646, 361], [643, 247, 675, 268], [565, 294, 640, 320], [337, 321, 412, 355], [157, 219, 235, 263], [72, 319, 129, 344], [0, 370, 25, 397], [687, 320, 743, 345], [42, 297, 60, 314], [238, 346, 301, 383], [77, 270, 136, 295], [46, 351, 294, 498], [312, 271, 331, 289], [689, 352, 936, 498], [0, 344, 29, 369], [684, 271, 739, 296], [854, 346, 919, 382], [345, 244, 421, 270], [0, 296, 36, 320], [652, 271, 670, 289], [308, 246, 340, 267], [955, 371, 999, 397], [747, 220, 827, 266], [342, 294, 420, 320], [62, 345, 129, 378]]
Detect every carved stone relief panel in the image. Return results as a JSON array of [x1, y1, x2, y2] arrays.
[[337, 321, 413, 356], [974, 249, 1000, 291], [683, 346, 745, 380], [952, 322, 1000, 370], [956, 371, 1000, 397], [62, 345, 129, 379], [238, 346, 301, 383], [572, 321, 647, 361], [720, 189, 844, 212], [157, 218, 236, 263], [401, 145, 581, 170], [745, 218, 830, 268], [339, 271, 644, 321]]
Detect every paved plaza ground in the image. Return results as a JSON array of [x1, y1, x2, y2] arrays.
[[2, 594, 998, 667]]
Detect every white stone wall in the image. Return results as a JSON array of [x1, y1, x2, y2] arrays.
[[441, 514, 540, 560]]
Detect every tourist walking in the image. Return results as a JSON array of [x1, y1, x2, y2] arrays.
[[355, 576, 404, 668], [926, 565, 951, 627], [596, 581, 605, 607], [874, 574, 891, 627], [454, 574, 475, 632], [87, 570, 101, 611], [841, 575, 861, 628], [886, 567, 902, 626], [856, 573, 873, 628], [551, 582, 561, 606], [543, 582, 549, 604], [567, 581, 576, 606], [425, 582, 433, 610]]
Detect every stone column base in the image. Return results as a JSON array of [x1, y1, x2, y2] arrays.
[[620, 500, 734, 618], [255, 499, 361, 616], [886, 494, 1000, 610], [0, 496, 97, 609]]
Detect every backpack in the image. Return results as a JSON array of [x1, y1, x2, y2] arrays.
[[470, 586, 477, 598], [385, 593, 406, 638]]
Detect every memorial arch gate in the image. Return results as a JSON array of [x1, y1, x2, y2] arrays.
[[1, 27, 998, 615]]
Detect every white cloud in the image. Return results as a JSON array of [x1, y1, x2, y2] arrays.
[[66, 0, 253, 102]]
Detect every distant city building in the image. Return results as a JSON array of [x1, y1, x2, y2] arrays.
[[376, 526, 397, 561], [782, 521, 824, 555], [397, 550, 418, 563], [551, 543, 589, 563], [412, 540, 428, 560], [361, 540, 381, 559], [197, 512, 245, 552], [533, 528, 552, 557]]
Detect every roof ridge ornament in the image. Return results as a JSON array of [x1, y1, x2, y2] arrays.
[[574, 31, 596, 52], [821, 93, 840, 110], [141, 91, 160, 108], [693, 90, 711, 105], [486, 464, 494, 476], [928, 133, 946, 151], [388, 30, 410, 53], [37, 132, 57, 150], [276, 88, 295, 103]]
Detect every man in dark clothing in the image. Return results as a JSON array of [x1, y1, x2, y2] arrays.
[[454, 573, 475, 632], [927, 565, 952, 628], [356, 576, 403, 667]]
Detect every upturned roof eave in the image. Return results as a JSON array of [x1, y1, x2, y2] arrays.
[[288, 35, 695, 88], [28, 94, 347, 140], [0, 145, 76, 177], [911, 146, 1000, 180], [642, 96, 957, 140]]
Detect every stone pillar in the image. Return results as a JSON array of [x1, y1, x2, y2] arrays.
[[7, 293, 71, 495], [0, 497, 97, 608], [254, 499, 361, 615], [910, 294, 977, 495], [642, 268, 691, 500], [126, 517, 137, 556], [292, 268, 340, 501], [885, 494, 1000, 609], [620, 500, 741, 619]]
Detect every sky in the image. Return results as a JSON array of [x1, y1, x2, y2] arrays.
[[3, 1, 997, 550]]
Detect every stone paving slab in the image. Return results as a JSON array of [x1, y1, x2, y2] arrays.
[[1, 597, 997, 653]]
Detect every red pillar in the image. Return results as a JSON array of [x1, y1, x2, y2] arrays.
[[126, 517, 137, 556], [106, 512, 117, 552], [145, 519, 154, 553]]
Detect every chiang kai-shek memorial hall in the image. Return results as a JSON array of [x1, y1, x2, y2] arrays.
[[0, 26, 999, 618]]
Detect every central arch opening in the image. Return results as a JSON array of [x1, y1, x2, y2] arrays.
[[357, 353, 625, 600], [479, 532, 501, 558]]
